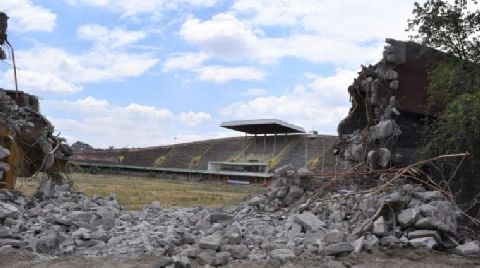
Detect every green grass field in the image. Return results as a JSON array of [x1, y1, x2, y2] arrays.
[[16, 173, 265, 210]]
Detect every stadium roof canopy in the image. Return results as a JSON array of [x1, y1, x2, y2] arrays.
[[220, 119, 305, 135]]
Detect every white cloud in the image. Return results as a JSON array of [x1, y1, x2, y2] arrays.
[[162, 52, 209, 72], [180, 13, 259, 61], [0, 0, 57, 32], [0, 69, 82, 93], [78, 24, 147, 49], [0, 24, 158, 93], [221, 68, 356, 133], [195, 65, 265, 83], [179, 13, 384, 66], [180, 111, 212, 126], [233, 0, 418, 42], [45, 97, 216, 148], [162, 52, 265, 83], [67, 0, 217, 18]]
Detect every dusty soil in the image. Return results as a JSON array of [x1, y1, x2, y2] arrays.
[[2, 247, 479, 268]]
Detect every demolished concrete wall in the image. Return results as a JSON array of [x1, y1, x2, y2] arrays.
[[337, 39, 448, 168], [0, 88, 72, 177], [0, 12, 71, 183]]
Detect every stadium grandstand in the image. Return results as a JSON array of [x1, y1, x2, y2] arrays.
[[71, 119, 339, 184]]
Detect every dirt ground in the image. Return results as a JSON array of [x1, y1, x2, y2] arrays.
[[2, 247, 480, 268]]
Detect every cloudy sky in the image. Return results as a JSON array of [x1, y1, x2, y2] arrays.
[[0, 0, 422, 148]]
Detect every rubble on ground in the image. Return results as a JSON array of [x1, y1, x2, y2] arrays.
[[0, 164, 476, 267]]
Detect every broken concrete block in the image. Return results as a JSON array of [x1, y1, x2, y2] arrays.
[[397, 208, 421, 227], [414, 191, 444, 201], [284, 185, 304, 204], [409, 237, 437, 249], [455, 242, 480, 255], [324, 230, 347, 245], [382, 70, 399, 80], [270, 248, 295, 260], [389, 80, 399, 90], [215, 252, 230, 266], [224, 244, 249, 259], [0, 147, 9, 160], [373, 216, 386, 236], [407, 230, 441, 242], [209, 212, 233, 223], [199, 234, 222, 250], [380, 235, 400, 248], [322, 242, 354, 256], [172, 255, 191, 268], [293, 212, 325, 232], [352, 236, 365, 254], [0, 162, 9, 172]]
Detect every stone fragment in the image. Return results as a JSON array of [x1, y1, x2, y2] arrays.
[[199, 234, 222, 250], [210, 212, 233, 223], [329, 211, 345, 223], [324, 230, 346, 245], [407, 230, 441, 242], [172, 255, 191, 268], [414, 191, 444, 201], [389, 80, 399, 90], [270, 248, 295, 260], [415, 217, 453, 234], [72, 228, 91, 239], [148, 201, 162, 209], [224, 244, 249, 259], [352, 236, 364, 254], [383, 70, 398, 80], [0, 147, 9, 160], [373, 216, 386, 236], [227, 232, 242, 245], [397, 208, 420, 227], [0, 162, 9, 172], [215, 252, 230, 266], [247, 195, 264, 206], [455, 242, 480, 255], [284, 185, 304, 204], [380, 235, 400, 248], [35, 233, 63, 254], [0, 239, 28, 248], [322, 242, 354, 256], [409, 237, 437, 249], [274, 164, 295, 176], [293, 212, 325, 232], [198, 250, 216, 265], [0, 202, 19, 220], [363, 234, 379, 250]]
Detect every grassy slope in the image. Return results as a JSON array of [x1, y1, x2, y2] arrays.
[[16, 173, 264, 210]]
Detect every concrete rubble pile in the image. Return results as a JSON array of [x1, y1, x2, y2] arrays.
[[0, 164, 477, 267], [337, 39, 447, 168], [0, 87, 72, 177], [0, 11, 71, 178]]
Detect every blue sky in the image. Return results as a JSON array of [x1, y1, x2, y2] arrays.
[[0, 0, 421, 148]]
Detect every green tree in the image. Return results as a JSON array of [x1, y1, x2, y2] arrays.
[[407, 0, 480, 205], [407, 0, 480, 63]]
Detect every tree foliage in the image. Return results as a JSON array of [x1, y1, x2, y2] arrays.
[[407, 0, 480, 63], [408, 0, 480, 204]]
